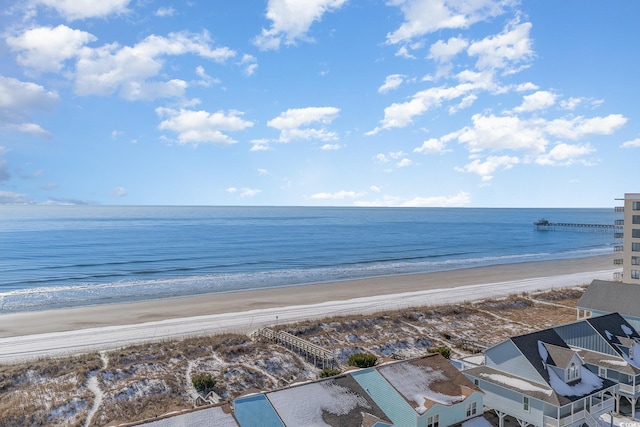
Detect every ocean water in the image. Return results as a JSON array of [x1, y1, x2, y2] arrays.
[[0, 206, 616, 312]]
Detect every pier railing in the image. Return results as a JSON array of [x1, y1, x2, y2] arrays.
[[534, 219, 621, 233]]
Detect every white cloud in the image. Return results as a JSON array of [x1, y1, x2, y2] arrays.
[[368, 69, 498, 134], [320, 143, 342, 150], [457, 114, 547, 154], [310, 190, 365, 200], [110, 186, 128, 197], [75, 31, 235, 100], [467, 21, 533, 73], [267, 107, 340, 142], [515, 82, 539, 92], [156, 108, 254, 146], [254, 0, 347, 50], [7, 25, 96, 73], [535, 143, 594, 166], [428, 36, 469, 63], [378, 74, 405, 93], [397, 158, 413, 167], [370, 185, 381, 193], [621, 138, 640, 148], [544, 114, 627, 139], [560, 97, 584, 110], [4, 122, 51, 138], [155, 7, 175, 17], [226, 187, 237, 193], [355, 190, 471, 207], [514, 90, 557, 113], [414, 137, 450, 154], [386, 0, 509, 44], [0, 191, 33, 204], [250, 139, 273, 151], [239, 54, 258, 76], [33, 0, 132, 20], [257, 168, 269, 176], [455, 155, 520, 182], [239, 188, 261, 198], [0, 76, 58, 135]]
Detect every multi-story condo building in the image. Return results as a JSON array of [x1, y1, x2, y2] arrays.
[[614, 193, 640, 284]]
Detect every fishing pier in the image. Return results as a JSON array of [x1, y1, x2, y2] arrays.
[[533, 218, 621, 233]]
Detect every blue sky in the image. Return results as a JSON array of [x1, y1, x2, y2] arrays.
[[1, 0, 639, 207]]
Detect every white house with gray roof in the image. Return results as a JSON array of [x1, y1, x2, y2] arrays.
[[577, 280, 640, 331]]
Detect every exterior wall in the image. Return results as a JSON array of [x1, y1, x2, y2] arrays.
[[555, 322, 617, 356], [233, 394, 284, 427], [469, 376, 544, 426], [485, 340, 546, 385], [351, 369, 417, 427], [622, 193, 640, 285]]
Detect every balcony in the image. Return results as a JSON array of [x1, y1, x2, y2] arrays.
[[614, 259, 623, 265], [615, 219, 625, 226], [618, 383, 640, 396], [614, 246, 624, 253], [615, 206, 625, 213], [615, 232, 624, 239]]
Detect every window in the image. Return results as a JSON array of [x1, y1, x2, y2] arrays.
[[633, 243, 640, 252], [634, 201, 640, 210], [599, 367, 607, 378], [632, 270, 640, 280], [634, 215, 640, 225], [474, 379, 479, 386], [633, 257, 640, 266], [467, 401, 478, 417], [567, 362, 580, 381], [428, 414, 440, 427], [523, 396, 530, 412], [633, 229, 640, 238]]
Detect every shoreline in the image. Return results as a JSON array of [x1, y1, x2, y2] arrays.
[[0, 254, 617, 339]]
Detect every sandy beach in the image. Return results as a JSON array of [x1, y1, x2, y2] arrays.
[[0, 254, 616, 339]]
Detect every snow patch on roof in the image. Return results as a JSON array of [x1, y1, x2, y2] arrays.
[[479, 373, 553, 396], [267, 381, 371, 426], [621, 324, 633, 336], [599, 359, 628, 367], [379, 362, 465, 413], [546, 366, 603, 397]]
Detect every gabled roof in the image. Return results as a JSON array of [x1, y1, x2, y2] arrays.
[[584, 312, 640, 348], [471, 328, 616, 407], [578, 280, 640, 317], [375, 353, 482, 414], [544, 343, 579, 369]]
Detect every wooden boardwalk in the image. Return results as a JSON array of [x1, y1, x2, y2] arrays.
[[252, 327, 339, 369]]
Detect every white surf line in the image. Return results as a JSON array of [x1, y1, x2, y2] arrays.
[[0, 270, 615, 364]]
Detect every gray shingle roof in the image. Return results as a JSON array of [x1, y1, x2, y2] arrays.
[[578, 280, 640, 317]]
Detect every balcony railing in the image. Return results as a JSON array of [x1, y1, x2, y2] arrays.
[[614, 246, 624, 252], [615, 232, 624, 239], [615, 206, 625, 213], [542, 397, 615, 427], [618, 383, 640, 395], [614, 259, 623, 265], [615, 219, 625, 226]]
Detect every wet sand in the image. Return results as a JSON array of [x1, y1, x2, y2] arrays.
[[0, 254, 616, 338]]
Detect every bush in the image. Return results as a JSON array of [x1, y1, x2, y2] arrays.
[[192, 373, 217, 394], [319, 368, 341, 378], [348, 353, 377, 368], [428, 346, 451, 359]]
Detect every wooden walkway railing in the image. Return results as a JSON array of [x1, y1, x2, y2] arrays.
[[252, 327, 339, 369]]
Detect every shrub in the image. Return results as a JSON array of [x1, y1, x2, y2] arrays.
[[428, 346, 451, 359], [192, 373, 217, 394], [319, 368, 341, 378], [348, 353, 377, 368]]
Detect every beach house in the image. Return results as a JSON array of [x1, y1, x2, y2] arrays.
[[233, 373, 393, 427], [464, 328, 617, 427], [577, 280, 640, 331], [554, 312, 640, 418], [232, 353, 484, 427], [350, 353, 485, 427]]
